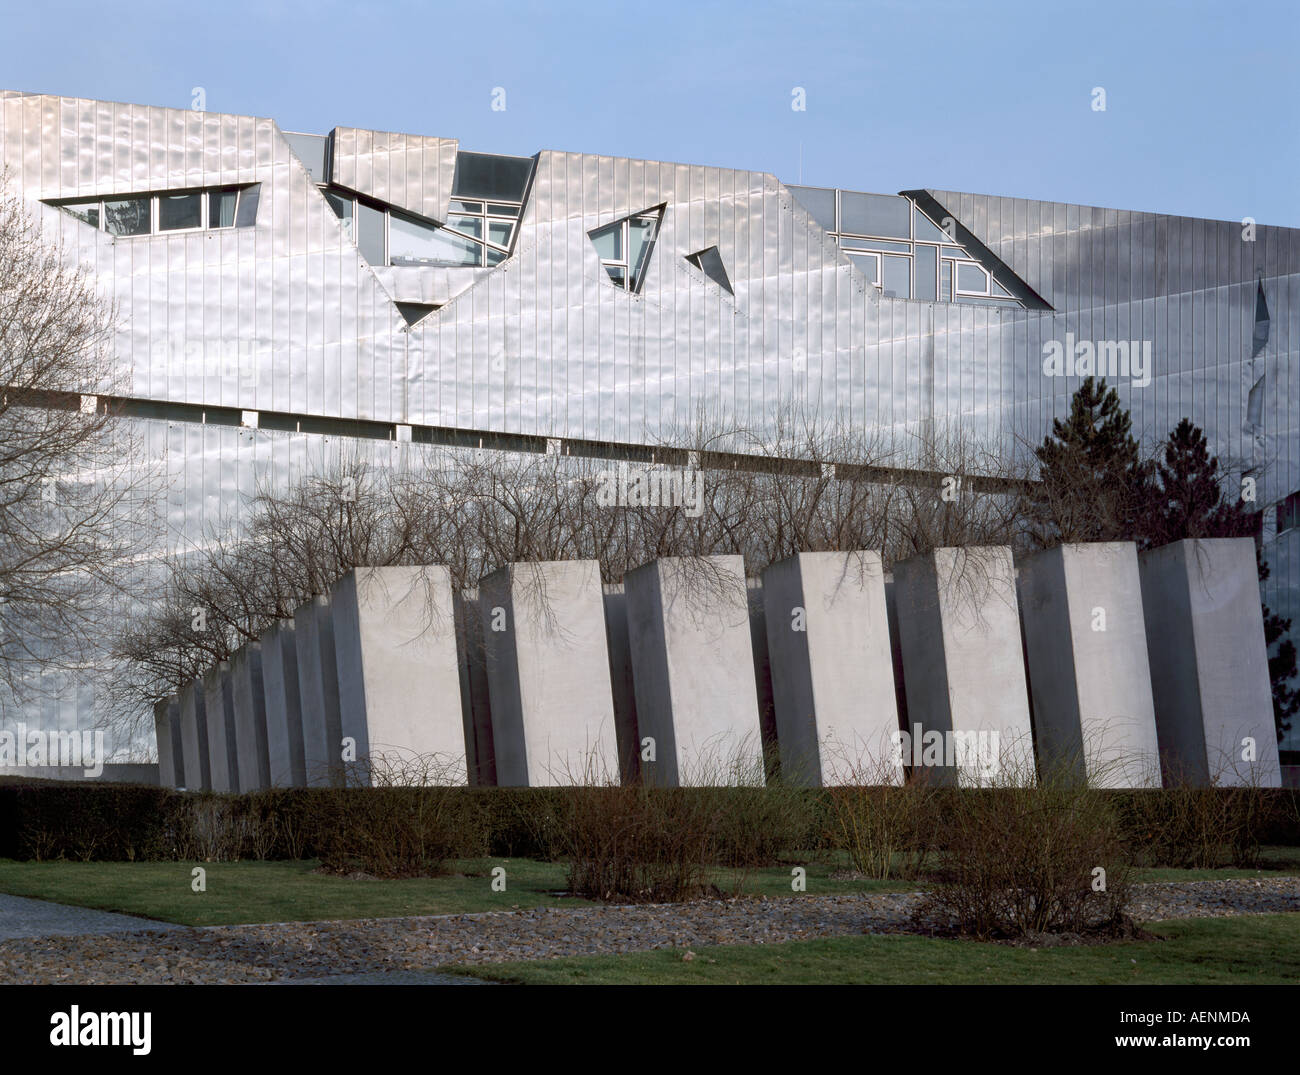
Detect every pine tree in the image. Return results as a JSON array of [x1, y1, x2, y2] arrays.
[[1030, 377, 1151, 544]]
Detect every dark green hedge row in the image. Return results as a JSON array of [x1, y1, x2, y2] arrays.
[[0, 781, 1295, 864]]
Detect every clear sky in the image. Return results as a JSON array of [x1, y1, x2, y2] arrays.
[[6, 0, 1297, 225]]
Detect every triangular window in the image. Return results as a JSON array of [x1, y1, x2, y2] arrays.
[[589, 206, 664, 293], [686, 246, 733, 294]]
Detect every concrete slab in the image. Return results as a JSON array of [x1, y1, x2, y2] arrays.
[[0, 894, 180, 941], [891, 546, 1034, 786], [331, 566, 467, 785], [763, 551, 902, 786], [178, 679, 210, 791], [295, 595, 343, 788], [1138, 538, 1282, 787], [203, 661, 240, 794], [153, 697, 183, 789], [262, 620, 306, 787], [602, 583, 641, 784], [623, 556, 764, 786], [480, 560, 619, 786], [454, 588, 496, 786], [1018, 542, 1161, 788], [231, 643, 270, 792]]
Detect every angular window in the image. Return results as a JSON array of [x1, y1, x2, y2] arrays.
[[209, 188, 239, 229], [846, 251, 879, 285], [390, 211, 482, 267], [686, 246, 733, 294], [451, 152, 534, 203], [158, 193, 203, 231], [324, 189, 355, 242], [356, 201, 386, 265], [589, 206, 663, 293], [234, 184, 260, 228], [839, 192, 911, 239], [955, 261, 990, 295], [881, 254, 911, 299], [788, 185, 837, 232], [396, 302, 440, 326], [60, 199, 100, 228], [103, 197, 152, 236]]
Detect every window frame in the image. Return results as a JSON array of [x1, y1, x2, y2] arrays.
[[51, 185, 253, 237]]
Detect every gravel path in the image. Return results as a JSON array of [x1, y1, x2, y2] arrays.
[[0, 877, 1294, 985]]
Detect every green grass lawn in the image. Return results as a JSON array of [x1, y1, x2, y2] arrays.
[[0, 849, 1293, 928], [0, 857, 914, 926], [440, 914, 1300, 985]]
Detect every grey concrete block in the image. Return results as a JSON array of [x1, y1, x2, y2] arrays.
[[178, 679, 210, 791], [203, 661, 240, 794], [480, 560, 619, 786], [153, 697, 183, 789], [454, 588, 496, 786], [763, 551, 902, 786], [1018, 542, 1161, 788], [623, 556, 764, 786], [1138, 538, 1282, 787], [262, 620, 306, 787], [602, 584, 641, 784], [294, 595, 343, 788], [331, 566, 467, 785], [746, 577, 779, 782], [892, 546, 1034, 785], [231, 643, 270, 792]]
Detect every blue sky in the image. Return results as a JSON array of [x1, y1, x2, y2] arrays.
[[7, 0, 1298, 225]]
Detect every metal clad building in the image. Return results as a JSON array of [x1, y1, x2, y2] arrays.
[[1, 91, 1297, 750]]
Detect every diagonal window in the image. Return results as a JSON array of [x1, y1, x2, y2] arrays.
[[589, 206, 664, 293], [686, 246, 733, 294]]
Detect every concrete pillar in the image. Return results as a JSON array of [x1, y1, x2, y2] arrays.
[[261, 620, 306, 787], [153, 696, 183, 789], [1138, 538, 1282, 787], [331, 566, 467, 785], [892, 546, 1034, 786], [746, 577, 780, 782], [178, 679, 210, 791], [230, 643, 270, 792], [623, 555, 764, 786], [454, 588, 496, 786], [480, 560, 619, 786], [294, 595, 343, 788], [202, 661, 240, 793], [602, 583, 641, 784], [1018, 542, 1161, 788], [763, 550, 902, 786]]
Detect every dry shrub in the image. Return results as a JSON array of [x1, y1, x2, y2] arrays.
[[826, 757, 936, 879], [314, 752, 487, 878], [917, 757, 1135, 939]]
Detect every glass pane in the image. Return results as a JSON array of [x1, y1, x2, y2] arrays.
[[991, 278, 1012, 297], [940, 259, 952, 301], [590, 221, 621, 261], [914, 208, 948, 242], [487, 220, 513, 247], [941, 245, 965, 259], [882, 254, 911, 299], [159, 193, 202, 231], [396, 302, 437, 326], [788, 185, 837, 232], [446, 214, 482, 239], [689, 247, 732, 293], [627, 215, 658, 282], [357, 201, 386, 264], [839, 192, 911, 238], [846, 252, 878, 284], [452, 152, 533, 201], [487, 203, 520, 216], [914, 243, 937, 301], [235, 184, 260, 228], [450, 199, 483, 214], [957, 262, 988, 293], [844, 238, 911, 255], [284, 133, 328, 183], [603, 264, 627, 288], [102, 197, 151, 236], [391, 213, 482, 266], [324, 190, 354, 241], [63, 201, 100, 228], [209, 189, 238, 228], [486, 247, 507, 265]]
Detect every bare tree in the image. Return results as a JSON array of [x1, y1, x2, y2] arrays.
[[0, 182, 150, 708]]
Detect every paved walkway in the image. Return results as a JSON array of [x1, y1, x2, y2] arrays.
[[0, 893, 180, 941]]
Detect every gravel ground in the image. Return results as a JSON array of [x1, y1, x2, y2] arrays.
[[0, 877, 1294, 985], [0, 894, 182, 941]]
